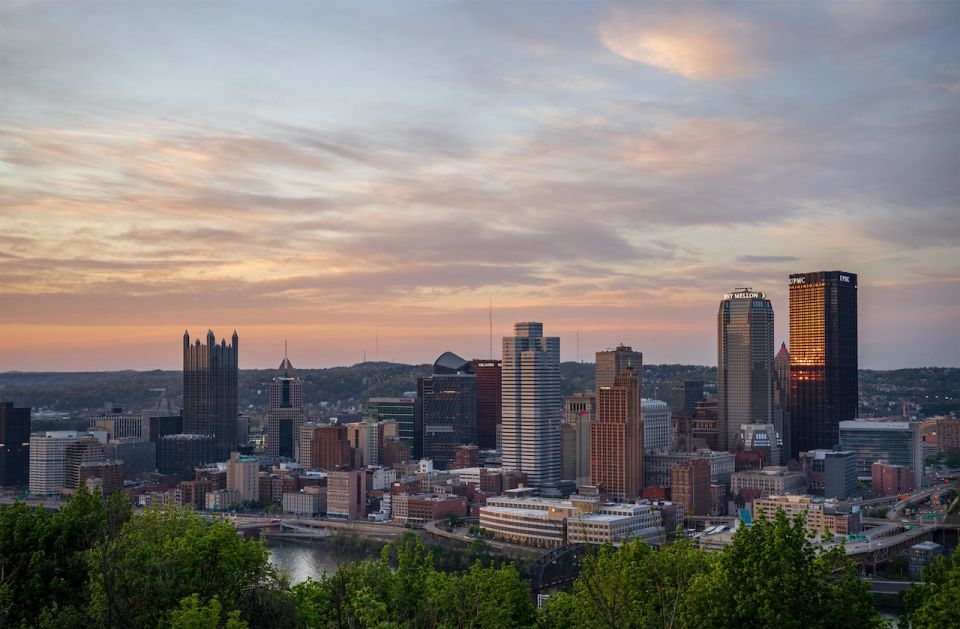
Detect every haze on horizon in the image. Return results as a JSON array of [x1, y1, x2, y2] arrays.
[[1, 1, 958, 372]]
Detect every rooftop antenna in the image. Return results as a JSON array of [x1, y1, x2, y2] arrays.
[[284, 339, 288, 361], [577, 330, 580, 363], [375, 333, 379, 362], [489, 294, 493, 359]]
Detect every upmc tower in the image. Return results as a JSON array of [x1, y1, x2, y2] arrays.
[[788, 271, 858, 459]]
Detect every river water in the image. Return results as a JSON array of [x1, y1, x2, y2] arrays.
[[265, 537, 373, 583]]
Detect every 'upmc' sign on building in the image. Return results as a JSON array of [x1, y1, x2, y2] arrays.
[[788, 272, 857, 288]]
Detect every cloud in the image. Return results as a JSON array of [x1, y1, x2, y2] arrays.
[[598, 8, 764, 80], [737, 255, 800, 264]]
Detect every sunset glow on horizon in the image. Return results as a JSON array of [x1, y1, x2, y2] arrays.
[[1, 2, 958, 371]]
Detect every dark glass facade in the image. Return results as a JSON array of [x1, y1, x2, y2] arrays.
[[158, 434, 215, 479], [417, 352, 477, 469], [0, 402, 30, 487], [472, 359, 501, 450], [364, 397, 416, 451], [789, 271, 858, 458], [671, 380, 704, 418], [183, 330, 238, 461]]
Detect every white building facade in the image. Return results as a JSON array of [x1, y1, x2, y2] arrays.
[[641, 400, 672, 452], [501, 322, 561, 486]]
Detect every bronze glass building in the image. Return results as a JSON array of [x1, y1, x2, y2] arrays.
[[183, 330, 239, 461], [788, 271, 858, 459]]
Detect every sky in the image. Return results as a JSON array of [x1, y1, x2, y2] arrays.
[[1, 1, 958, 371]]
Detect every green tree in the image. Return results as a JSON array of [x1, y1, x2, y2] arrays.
[[541, 537, 712, 629], [0, 486, 130, 627], [86, 505, 293, 628], [164, 594, 249, 629], [698, 509, 882, 629], [434, 562, 536, 629], [902, 555, 960, 628]]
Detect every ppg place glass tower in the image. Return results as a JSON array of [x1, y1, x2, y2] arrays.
[[717, 289, 774, 452], [789, 271, 858, 459], [183, 330, 239, 461]]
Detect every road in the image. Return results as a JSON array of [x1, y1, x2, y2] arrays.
[[863, 579, 914, 594]]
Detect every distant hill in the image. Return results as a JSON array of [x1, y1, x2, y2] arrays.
[[0, 364, 955, 419]]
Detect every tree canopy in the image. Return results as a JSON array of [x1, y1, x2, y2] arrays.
[[1, 492, 895, 628]]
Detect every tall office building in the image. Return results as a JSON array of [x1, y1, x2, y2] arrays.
[[671, 380, 704, 418], [364, 397, 416, 451], [641, 399, 671, 452], [471, 359, 502, 450], [773, 342, 792, 463], [309, 424, 352, 470], [670, 380, 703, 451], [501, 322, 561, 486], [266, 352, 305, 458], [591, 369, 642, 501], [30, 431, 86, 496], [561, 392, 595, 487], [183, 330, 238, 461], [789, 271, 858, 458], [417, 352, 477, 469], [595, 344, 642, 390], [671, 459, 711, 517], [0, 402, 30, 487], [717, 289, 774, 452], [64, 437, 107, 490]]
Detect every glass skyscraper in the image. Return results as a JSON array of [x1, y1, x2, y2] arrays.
[[417, 352, 477, 469], [789, 271, 858, 459], [364, 397, 416, 452], [183, 330, 238, 461], [717, 289, 774, 452]]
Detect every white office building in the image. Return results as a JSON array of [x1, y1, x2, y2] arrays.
[[29, 431, 86, 496], [501, 322, 561, 486], [641, 400, 672, 452]]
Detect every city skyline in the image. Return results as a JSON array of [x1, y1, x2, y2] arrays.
[[2, 2, 959, 371]]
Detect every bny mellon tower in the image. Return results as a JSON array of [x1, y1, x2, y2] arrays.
[[717, 289, 774, 451], [183, 330, 238, 461], [501, 322, 560, 486]]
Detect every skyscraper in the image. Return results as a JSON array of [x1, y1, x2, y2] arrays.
[[418, 352, 477, 469], [595, 344, 642, 390], [266, 351, 305, 459], [183, 330, 239, 461], [773, 342, 792, 463], [471, 359, 502, 450], [717, 289, 774, 451], [561, 392, 595, 487], [591, 368, 642, 501], [501, 322, 560, 486], [0, 402, 30, 487], [364, 397, 416, 451], [789, 271, 858, 458]]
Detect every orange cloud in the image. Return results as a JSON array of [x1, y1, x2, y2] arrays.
[[599, 9, 762, 80]]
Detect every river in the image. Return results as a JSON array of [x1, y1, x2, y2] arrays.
[[265, 537, 375, 583]]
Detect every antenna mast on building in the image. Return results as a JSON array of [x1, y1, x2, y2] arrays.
[[489, 294, 493, 359]]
